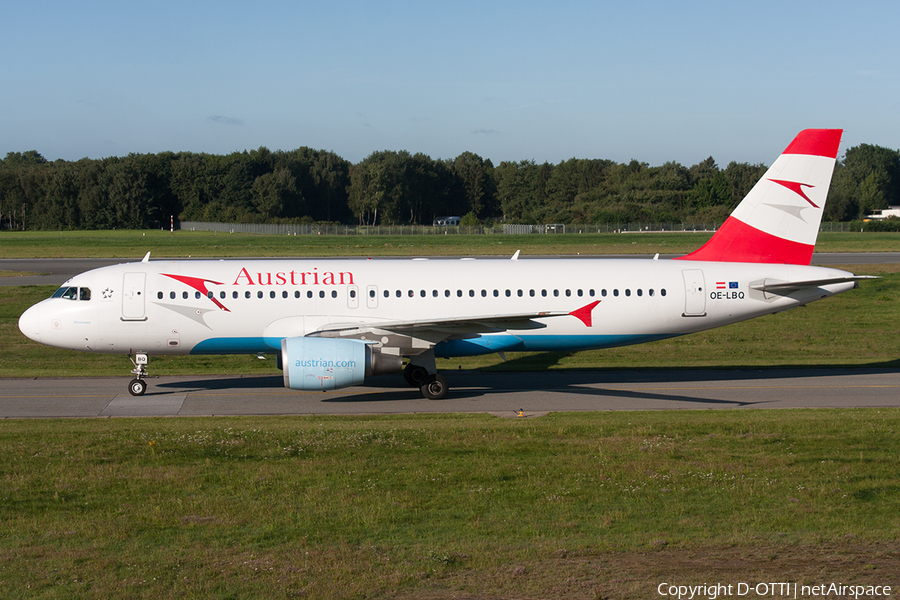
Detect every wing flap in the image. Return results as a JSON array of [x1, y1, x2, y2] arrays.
[[317, 311, 567, 338]]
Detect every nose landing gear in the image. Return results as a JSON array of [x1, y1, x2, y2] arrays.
[[128, 353, 148, 396]]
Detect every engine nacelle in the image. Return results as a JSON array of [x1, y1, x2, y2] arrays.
[[281, 337, 403, 391]]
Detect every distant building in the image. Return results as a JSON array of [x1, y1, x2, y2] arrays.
[[433, 216, 461, 226], [865, 206, 900, 220]]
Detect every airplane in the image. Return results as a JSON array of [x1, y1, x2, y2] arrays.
[[18, 129, 873, 400]]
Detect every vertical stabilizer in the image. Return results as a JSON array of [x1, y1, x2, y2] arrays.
[[677, 129, 842, 265]]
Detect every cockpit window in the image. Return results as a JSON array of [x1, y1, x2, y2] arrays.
[[51, 286, 90, 301]]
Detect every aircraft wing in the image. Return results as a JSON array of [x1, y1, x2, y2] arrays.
[[315, 310, 568, 339]]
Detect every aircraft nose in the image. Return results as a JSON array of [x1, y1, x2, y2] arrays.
[[18, 304, 42, 343]]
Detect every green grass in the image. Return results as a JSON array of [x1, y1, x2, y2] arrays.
[[2, 228, 900, 258], [2, 231, 899, 598], [1, 410, 898, 599]]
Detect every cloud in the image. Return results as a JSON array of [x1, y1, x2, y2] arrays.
[[207, 115, 244, 126]]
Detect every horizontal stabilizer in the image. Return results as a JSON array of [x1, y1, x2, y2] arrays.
[[751, 275, 878, 293]]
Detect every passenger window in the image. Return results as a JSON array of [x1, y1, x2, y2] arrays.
[[457, 290, 463, 297], [307, 291, 313, 299], [319, 291, 325, 298], [541, 290, 547, 297], [246, 291, 252, 299], [171, 291, 176, 300], [157, 291, 163, 300], [613, 289, 619, 297], [625, 289, 631, 297], [529, 289, 535, 297], [565, 289, 571, 297], [295, 291, 301, 299], [661, 289, 667, 296], [469, 290, 475, 297], [637, 289, 643, 297], [332, 290, 337, 298], [196, 292, 202, 299], [577, 289, 583, 297], [220, 291, 227, 299], [258, 291, 264, 299], [233, 291, 238, 299], [396, 290, 401, 298], [505, 290, 511, 297], [517, 290, 523, 297], [283, 291, 289, 299], [649, 289, 655, 297]]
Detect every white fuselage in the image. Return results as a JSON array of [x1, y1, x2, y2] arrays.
[[18, 256, 856, 358]]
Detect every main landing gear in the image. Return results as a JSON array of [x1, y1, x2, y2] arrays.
[[128, 353, 148, 396], [403, 350, 448, 400]]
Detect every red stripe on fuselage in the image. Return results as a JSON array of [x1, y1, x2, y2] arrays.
[[674, 216, 814, 265]]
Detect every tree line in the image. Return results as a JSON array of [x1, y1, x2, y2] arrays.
[[2, 141, 899, 231]]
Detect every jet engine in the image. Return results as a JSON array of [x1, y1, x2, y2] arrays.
[[281, 337, 402, 391]]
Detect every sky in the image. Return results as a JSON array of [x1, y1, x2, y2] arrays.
[[2, 0, 898, 168]]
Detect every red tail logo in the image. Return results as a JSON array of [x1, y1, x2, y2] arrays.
[[769, 179, 818, 208]]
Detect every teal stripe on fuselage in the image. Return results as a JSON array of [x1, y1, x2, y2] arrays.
[[191, 337, 283, 354], [435, 333, 673, 356], [189, 334, 675, 356]]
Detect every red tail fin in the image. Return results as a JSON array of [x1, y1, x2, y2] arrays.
[[676, 129, 842, 265]]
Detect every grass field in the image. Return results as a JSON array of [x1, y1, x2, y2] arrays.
[[1, 230, 899, 598], [2, 228, 900, 258], [1, 410, 899, 599]]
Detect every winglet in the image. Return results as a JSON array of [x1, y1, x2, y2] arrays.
[[569, 300, 600, 327]]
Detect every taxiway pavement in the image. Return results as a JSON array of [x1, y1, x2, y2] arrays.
[[2, 368, 898, 418]]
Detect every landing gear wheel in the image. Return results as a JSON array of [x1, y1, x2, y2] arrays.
[[128, 378, 147, 396], [419, 374, 448, 400], [403, 364, 429, 387]]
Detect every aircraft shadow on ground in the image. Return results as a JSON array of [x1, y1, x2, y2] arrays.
[[151, 361, 899, 407]]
